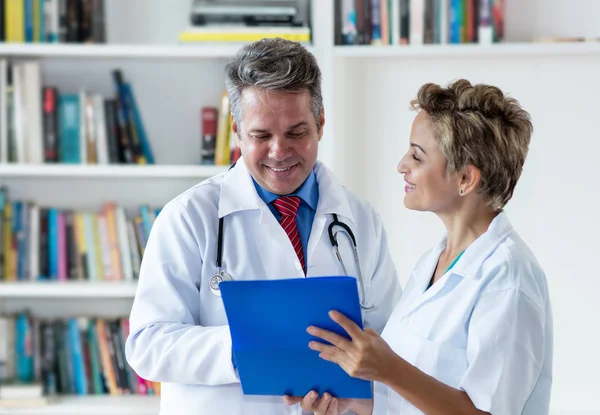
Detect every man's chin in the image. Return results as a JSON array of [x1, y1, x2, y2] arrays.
[[265, 180, 301, 196]]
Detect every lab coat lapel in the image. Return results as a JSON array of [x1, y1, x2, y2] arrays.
[[218, 157, 262, 219], [218, 157, 303, 278], [400, 211, 515, 316], [400, 242, 446, 316], [306, 162, 356, 269]]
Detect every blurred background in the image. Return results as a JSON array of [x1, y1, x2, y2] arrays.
[[0, 0, 598, 414]]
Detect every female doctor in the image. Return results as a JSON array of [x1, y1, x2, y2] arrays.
[[288, 79, 553, 414], [124, 38, 402, 415]]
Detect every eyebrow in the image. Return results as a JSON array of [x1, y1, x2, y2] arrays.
[[249, 121, 309, 133], [411, 143, 426, 155]]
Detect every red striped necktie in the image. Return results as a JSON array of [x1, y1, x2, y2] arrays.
[[272, 196, 306, 275]]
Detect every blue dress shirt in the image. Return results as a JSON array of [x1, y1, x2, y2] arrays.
[[252, 170, 319, 270]]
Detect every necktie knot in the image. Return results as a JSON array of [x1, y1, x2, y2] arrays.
[[273, 196, 301, 218]]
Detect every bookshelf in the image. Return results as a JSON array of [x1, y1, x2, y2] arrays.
[[0, 0, 598, 413], [0, 164, 229, 179], [0, 281, 137, 299], [0, 43, 315, 59], [334, 41, 600, 58], [1, 395, 160, 415]]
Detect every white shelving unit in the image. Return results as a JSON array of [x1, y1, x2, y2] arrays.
[[0, 395, 160, 415], [334, 41, 600, 58], [0, 164, 228, 179], [0, 281, 137, 299], [0, 42, 315, 59], [1, 0, 599, 413]]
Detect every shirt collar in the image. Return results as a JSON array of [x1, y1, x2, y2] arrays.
[[218, 158, 356, 227], [252, 169, 319, 211], [429, 210, 514, 279]]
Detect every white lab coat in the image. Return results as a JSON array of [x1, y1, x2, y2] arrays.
[[373, 211, 553, 414], [125, 157, 402, 415]]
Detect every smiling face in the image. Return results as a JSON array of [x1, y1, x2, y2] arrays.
[[232, 87, 324, 195], [397, 110, 461, 212]]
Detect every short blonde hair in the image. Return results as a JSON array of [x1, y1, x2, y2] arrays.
[[410, 79, 533, 210]]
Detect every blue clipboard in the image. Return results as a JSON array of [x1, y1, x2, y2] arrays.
[[219, 276, 372, 399]]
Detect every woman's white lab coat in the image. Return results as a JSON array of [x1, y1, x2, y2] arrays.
[[373, 211, 553, 414], [125, 157, 403, 415]]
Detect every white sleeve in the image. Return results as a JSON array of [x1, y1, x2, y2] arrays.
[[124, 200, 239, 385], [361, 209, 403, 334], [459, 288, 546, 414]]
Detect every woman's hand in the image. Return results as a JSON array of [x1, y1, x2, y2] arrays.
[[283, 391, 354, 414], [308, 310, 398, 382]]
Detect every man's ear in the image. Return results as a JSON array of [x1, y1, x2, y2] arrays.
[[230, 114, 241, 143], [317, 107, 325, 142], [458, 164, 481, 196]]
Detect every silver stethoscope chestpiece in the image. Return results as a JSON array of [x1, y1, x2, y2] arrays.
[[209, 271, 233, 297]]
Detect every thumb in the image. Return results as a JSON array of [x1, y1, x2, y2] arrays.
[[283, 395, 303, 405]]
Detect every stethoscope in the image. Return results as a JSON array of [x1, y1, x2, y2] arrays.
[[209, 211, 374, 310]]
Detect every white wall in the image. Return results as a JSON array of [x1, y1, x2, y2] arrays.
[[330, 2, 600, 412], [360, 54, 599, 412]]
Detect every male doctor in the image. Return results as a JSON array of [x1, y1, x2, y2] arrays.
[[125, 38, 402, 415]]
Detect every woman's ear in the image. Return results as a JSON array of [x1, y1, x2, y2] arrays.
[[458, 164, 481, 196]]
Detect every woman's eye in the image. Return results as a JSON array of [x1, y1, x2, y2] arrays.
[[412, 154, 420, 162]]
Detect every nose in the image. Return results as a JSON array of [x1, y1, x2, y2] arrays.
[[268, 136, 292, 161], [397, 153, 409, 174]]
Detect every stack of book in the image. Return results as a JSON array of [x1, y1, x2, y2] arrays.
[[1, 0, 106, 44], [0, 187, 161, 282], [334, 0, 504, 46], [0, 313, 160, 406], [0, 60, 154, 165], [179, 24, 311, 44], [178, 0, 310, 44], [200, 90, 240, 166]]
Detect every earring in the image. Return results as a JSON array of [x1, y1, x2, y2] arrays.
[[459, 189, 464, 195]]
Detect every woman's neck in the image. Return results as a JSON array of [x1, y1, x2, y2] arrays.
[[439, 206, 499, 258]]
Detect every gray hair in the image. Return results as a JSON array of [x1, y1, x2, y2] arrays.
[[224, 38, 323, 131]]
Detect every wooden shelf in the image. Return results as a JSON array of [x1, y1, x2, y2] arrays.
[[0, 281, 138, 299], [0, 164, 229, 179], [0, 395, 160, 414], [334, 41, 600, 58], [0, 42, 315, 59]]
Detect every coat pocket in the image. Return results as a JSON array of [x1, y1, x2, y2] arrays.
[[412, 332, 468, 389]]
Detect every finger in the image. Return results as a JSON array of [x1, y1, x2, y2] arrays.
[[318, 351, 341, 365], [283, 395, 303, 406], [308, 341, 338, 354], [307, 326, 352, 350], [313, 393, 333, 414], [326, 398, 339, 415], [300, 390, 319, 412], [329, 310, 364, 339]]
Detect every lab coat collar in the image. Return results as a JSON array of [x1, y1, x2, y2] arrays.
[[312, 160, 356, 227], [403, 211, 514, 315], [218, 157, 262, 218], [218, 158, 356, 226], [427, 210, 514, 280]]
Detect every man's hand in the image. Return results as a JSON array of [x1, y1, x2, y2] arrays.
[[283, 391, 354, 414]]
